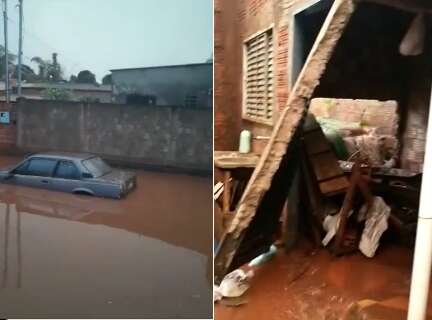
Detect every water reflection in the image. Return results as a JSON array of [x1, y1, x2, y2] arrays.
[[0, 171, 212, 318]]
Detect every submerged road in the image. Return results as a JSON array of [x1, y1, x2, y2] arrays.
[[0, 156, 212, 318]]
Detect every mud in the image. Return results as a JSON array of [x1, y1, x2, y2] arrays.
[[215, 242, 422, 320], [0, 156, 212, 318]]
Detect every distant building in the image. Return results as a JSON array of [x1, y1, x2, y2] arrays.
[[0, 82, 112, 103], [110, 62, 213, 108]]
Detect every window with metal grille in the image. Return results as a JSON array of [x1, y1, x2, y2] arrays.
[[244, 28, 274, 123]]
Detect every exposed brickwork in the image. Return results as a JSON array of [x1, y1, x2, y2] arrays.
[[214, 0, 243, 150], [214, 0, 311, 151], [248, 0, 269, 17], [276, 26, 289, 111], [0, 102, 17, 153]]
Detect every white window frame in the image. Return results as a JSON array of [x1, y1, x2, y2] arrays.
[[242, 25, 275, 125]]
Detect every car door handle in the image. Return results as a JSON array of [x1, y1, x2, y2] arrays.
[[41, 180, 49, 184]]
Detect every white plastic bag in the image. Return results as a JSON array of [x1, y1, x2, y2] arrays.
[[217, 269, 254, 298]]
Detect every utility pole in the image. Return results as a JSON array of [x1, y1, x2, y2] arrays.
[[407, 83, 432, 320], [2, 0, 9, 103], [17, 0, 23, 97]]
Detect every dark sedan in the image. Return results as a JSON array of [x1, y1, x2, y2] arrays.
[[0, 152, 137, 199]]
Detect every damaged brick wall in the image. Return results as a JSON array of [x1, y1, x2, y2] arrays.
[[400, 54, 432, 172]]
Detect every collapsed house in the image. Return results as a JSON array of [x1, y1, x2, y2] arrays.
[[215, 0, 432, 318]]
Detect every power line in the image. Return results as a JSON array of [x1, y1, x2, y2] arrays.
[[7, 15, 86, 75]]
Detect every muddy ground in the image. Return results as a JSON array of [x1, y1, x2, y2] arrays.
[[0, 156, 212, 318], [215, 241, 432, 320]]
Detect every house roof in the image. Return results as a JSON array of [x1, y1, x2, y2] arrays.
[[0, 81, 111, 92], [110, 62, 212, 72], [19, 83, 112, 92]]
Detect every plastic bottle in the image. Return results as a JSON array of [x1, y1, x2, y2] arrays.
[[239, 130, 251, 154]]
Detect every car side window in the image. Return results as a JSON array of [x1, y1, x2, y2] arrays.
[[55, 161, 80, 180], [26, 158, 58, 177], [14, 160, 29, 175]]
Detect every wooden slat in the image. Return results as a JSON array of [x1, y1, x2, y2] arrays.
[[245, 28, 274, 121]]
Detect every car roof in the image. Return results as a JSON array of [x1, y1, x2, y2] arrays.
[[28, 152, 96, 161]]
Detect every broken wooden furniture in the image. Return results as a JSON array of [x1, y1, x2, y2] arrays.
[[302, 114, 374, 255], [214, 151, 260, 226], [340, 160, 422, 246], [332, 158, 374, 254]]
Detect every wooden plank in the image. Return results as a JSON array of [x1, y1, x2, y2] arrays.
[[214, 151, 260, 169], [222, 171, 231, 215], [214, 0, 356, 282]]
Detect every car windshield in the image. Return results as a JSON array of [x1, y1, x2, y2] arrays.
[[82, 157, 112, 178]]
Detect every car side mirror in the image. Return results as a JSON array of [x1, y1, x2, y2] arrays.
[[82, 172, 93, 179]]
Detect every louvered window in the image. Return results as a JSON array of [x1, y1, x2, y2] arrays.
[[244, 28, 274, 122]]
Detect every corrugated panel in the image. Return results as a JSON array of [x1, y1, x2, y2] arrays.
[[245, 28, 274, 121]]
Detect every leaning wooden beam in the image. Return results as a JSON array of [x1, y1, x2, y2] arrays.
[[215, 0, 356, 282]]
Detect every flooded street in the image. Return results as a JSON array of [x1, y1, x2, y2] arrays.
[[0, 156, 212, 318]]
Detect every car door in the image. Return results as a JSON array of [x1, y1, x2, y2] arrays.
[[52, 160, 82, 193], [12, 157, 58, 190]]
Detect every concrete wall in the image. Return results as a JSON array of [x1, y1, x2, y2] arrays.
[[112, 63, 213, 108], [16, 99, 212, 174]]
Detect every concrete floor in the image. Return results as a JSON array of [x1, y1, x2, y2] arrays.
[[215, 241, 432, 320], [0, 156, 212, 318]]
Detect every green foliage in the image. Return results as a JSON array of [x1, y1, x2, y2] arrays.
[[76, 70, 96, 84], [102, 74, 112, 85], [41, 88, 73, 101], [0, 45, 17, 80]]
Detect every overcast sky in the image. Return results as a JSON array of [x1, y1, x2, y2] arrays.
[[3, 0, 213, 81]]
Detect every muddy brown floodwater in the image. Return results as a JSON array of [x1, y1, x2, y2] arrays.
[[215, 241, 431, 320], [0, 156, 212, 318]]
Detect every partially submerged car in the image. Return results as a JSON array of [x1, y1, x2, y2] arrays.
[[0, 152, 137, 199]]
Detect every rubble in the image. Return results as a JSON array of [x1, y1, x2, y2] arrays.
[[215, 269, 254, 299]]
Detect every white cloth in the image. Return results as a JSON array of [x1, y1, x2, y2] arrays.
[[322, 210, 353, 247], [359, 196, 391, 258]]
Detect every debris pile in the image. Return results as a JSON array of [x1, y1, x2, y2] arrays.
[[310, 98, 399, 167], [215, 97, 422, 281]]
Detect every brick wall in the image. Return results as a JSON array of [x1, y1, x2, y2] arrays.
[[214, 0, 243, 151], [214, 0, 305, 153], [0, 102, 17, 153]]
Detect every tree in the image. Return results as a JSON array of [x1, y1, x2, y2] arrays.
[[41, 87, 73, 100], [12, 64, 37, 82], [76, 70, 96, 84], [69, 75, 78, 83], [0, 45, 16, 80], [102, 74, 112, 85]]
